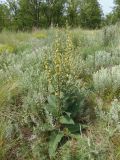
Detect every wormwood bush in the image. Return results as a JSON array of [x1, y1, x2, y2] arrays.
[[0, 119, 13, 159], [0, 46, 50, 159], [109, 99, 120, 126], [102, 25, 117, 46], [109, 100, 120, 160], [0, 57, 23, 107], [94, 99, 120, 160], [57, 98, 120, 160], [57, 135, 91, 160], [93, 65, 120, 98], [0, 78, 20, 107], [87, 50, 120, 72], [2, 34, 54, 159], [0, 73, 24, 159]]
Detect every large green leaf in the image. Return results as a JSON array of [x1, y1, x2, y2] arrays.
[[48, 95, 57, 108], [65, 124, 87, 133], [46, 95, 58, 115], [48, 85, 55, 94], [59, 115, 75, 125], [64, 112, 71, 117], [49, 131, 64, 158]]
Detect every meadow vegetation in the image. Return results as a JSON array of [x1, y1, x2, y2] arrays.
[[0, 24, 120, 160]]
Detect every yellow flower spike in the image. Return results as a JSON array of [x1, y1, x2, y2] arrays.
[[66, 74, 69, 77], [63, 128, 69, 135], [55, 92, 59, 96], [48, 80, 51, 85], [45, 65, 48, 70]]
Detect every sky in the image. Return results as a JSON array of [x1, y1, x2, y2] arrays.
[[1, 0, 115, 15], [99, 0, 115, 15]]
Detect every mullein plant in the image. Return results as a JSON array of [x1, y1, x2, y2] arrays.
[[44, 30, 74, 117], [43, 30, 81, 159], [43, 29, 95, 159]]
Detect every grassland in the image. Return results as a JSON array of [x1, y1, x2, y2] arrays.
[[0, 25, 120, 160]]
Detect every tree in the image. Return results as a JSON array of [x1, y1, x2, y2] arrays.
[[67, 0, 80, 27], [6, 0, 19, 30], [40, 0, 66, 27], [115, 0, 120, 16], [79, 0, 102, 29], [17, 0, 42, 30], [0, 3, 9, 31], [111, 0, 120, 23], [104, 0, 120, 25], [0, 0, 104, 30], [51, 0, 66, 27], [105, 12, 118, 25]]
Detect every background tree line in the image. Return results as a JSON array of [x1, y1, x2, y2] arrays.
[[0, 0, 120, 31]]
